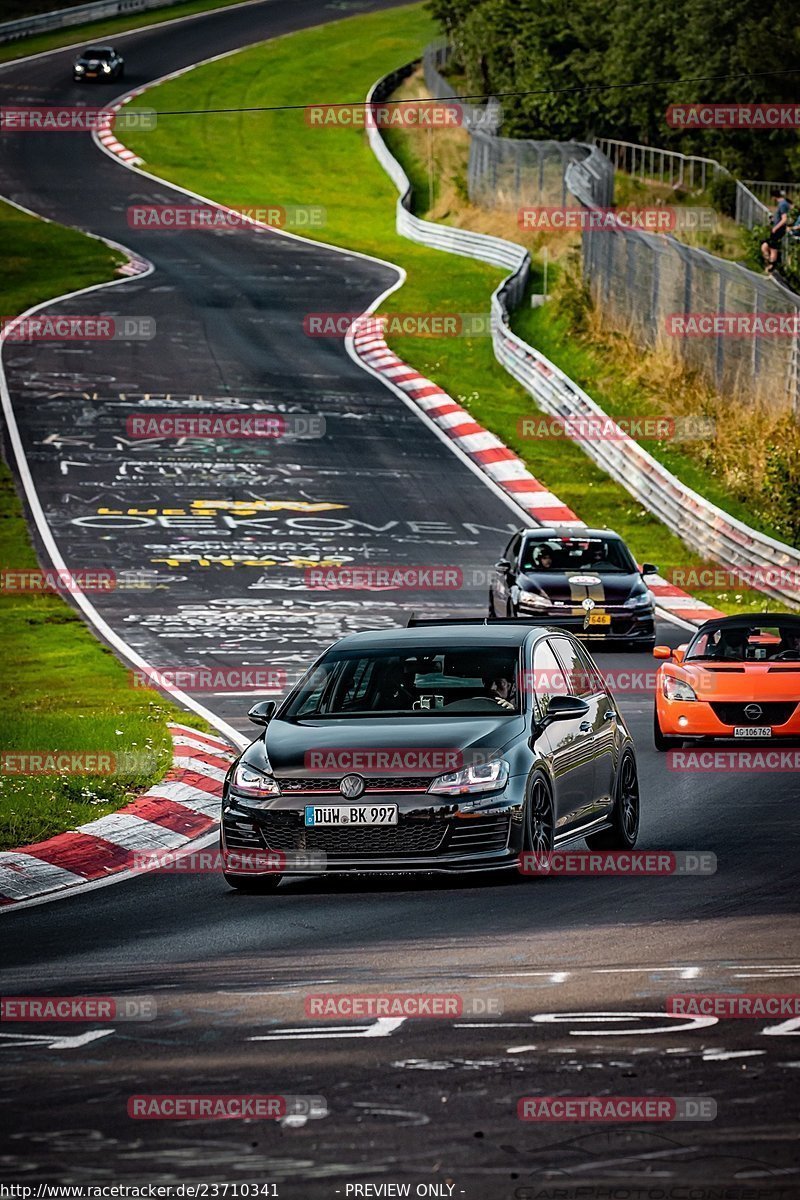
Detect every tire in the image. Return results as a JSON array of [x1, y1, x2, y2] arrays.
[[223, 871, 282, 893], [653, 709, 680, 751], [586, 749, 640, 850], [519, 772, 555, 878]]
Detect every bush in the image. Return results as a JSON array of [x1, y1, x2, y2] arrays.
[[709, 174, 738, 219]]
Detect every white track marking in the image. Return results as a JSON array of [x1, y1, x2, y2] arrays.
[[248, 1017, 406, 1040], [0, 1030, 114, 1050]]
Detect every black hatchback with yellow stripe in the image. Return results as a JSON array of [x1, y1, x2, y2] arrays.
[[489, 527, 657, 648]]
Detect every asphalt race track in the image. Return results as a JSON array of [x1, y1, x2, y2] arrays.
[[1, 2, 799, 1195]]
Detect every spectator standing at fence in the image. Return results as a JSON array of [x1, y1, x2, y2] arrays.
[[761, 189, 790, 272]]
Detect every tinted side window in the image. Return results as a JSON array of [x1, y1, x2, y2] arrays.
[[503, 532, 522, 566], [572, 640, 608, 696], [551, 637, 599, 699], [530, 641, 571, 717]]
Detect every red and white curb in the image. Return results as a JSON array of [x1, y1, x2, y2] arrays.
[[351, 322, 724, 628], [97, 99, 144, 165], [0, 723, 234, 907], [352, 323, 583, 528]]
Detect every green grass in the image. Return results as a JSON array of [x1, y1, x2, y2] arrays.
[[0, 0, 255, 64], [0, 199, 207, 849], [120, 4, 789, 615]]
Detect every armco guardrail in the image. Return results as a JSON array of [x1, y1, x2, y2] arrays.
[[0, 0, 181, 44], [366, 64, 800, 611]]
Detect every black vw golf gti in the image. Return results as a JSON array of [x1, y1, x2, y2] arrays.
[[489, 527, 657, 647], [220, 622, 640, 890]]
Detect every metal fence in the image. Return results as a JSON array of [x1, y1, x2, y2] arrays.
[[594, 137, 799, 278], [0, 0, 182, 43], [594, 136, 726, 192], [743, 180, 800, 206], [423, 43, 613, 211], [569, 156, 800, 410]]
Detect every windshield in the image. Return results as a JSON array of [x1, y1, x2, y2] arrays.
[[82, 48, 112, 58], [520, 535, 635, 574], [686, 622, 800, 662], [282, 646, 522, 718]]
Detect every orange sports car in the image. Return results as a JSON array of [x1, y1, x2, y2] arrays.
[[653, 614, 800, 750]]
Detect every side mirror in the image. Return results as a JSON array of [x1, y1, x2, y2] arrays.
[[641, 563, 658, 576], [248, 699, 276, 726], [543, 694, 590, 724], [495, 558, 512, 575], [653, 645, 672, 659]]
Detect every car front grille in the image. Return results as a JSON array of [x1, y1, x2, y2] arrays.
[[257, 811, 447, 856], [710, 701, 797, 727], [276, 776, 433, 794]]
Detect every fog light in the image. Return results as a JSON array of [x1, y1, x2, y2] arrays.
[[678, 715, 689, 728]]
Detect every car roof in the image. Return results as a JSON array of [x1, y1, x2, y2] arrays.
[[520, 526, 623, 541], [694, 612, 800, 634], [326, 623, 559, 651], [81, 45, 115, 51]]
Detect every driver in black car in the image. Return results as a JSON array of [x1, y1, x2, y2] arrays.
[[482, 669, 516, 711]]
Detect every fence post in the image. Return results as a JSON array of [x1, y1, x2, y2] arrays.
[[715, 274, 727, 387]]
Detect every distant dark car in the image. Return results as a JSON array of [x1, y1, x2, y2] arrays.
[[489, 526, 657, 649], [220, 621, 640, 891], [73, 46, 124, 82]]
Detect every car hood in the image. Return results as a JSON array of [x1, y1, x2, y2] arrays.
[[670, 662, 800, 702], [246, 714, 526, 776], [520, 570, 642, 605]]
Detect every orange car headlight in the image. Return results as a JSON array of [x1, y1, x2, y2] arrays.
[[662, 675, 697, 702]]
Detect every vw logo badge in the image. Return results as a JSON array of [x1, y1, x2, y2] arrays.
[[582, 597, 595, 611], [744, 703, 762, 722], [339, 774, 365, 799]]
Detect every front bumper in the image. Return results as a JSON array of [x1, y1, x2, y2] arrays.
[[514, 607, 655, 642], [221, 788, 525, 875], [657, 696, 800, 739]]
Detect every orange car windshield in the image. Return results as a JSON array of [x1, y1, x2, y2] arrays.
[[686, 624, 800, 663]]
